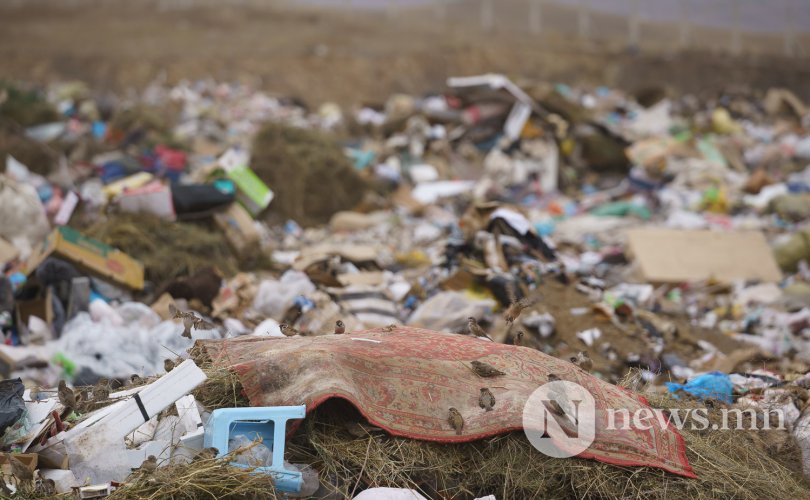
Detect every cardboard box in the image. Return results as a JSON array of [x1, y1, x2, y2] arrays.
[[15, 286, 53, 330], [0, 453, 38, 476], [626, 229, 782, 284], [24, 227, 145, 290], [213, 202, 260, 258]]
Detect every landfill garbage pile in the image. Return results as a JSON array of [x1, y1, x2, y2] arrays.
[[0, 75, 810, 497]]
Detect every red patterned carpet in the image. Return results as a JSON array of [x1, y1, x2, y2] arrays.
[[198, 326, 695, 478]]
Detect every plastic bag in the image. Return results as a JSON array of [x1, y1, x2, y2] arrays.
[[0, 378, 25, 436], [228, 434, 273, 467]]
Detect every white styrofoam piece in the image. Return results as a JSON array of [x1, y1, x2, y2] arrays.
[[173, 428, 205, 465], [125, 417, 158, 448], [175, 395, 203, 435], [63, 360, 206, 484], [39, 468, 80, 494], [153, 415, 185, 445]]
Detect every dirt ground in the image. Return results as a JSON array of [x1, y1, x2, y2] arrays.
[[1, 2, 809, 106]]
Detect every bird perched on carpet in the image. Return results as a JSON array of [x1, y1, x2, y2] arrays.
[[572, 351, 593, 372], [334, 320, 345, 334], [164, 359, 175, 373], [467, 317, 492, 340], [193, 447, 219, 462], [543, 374, 567, 417], [279, 323, 300, 337], [6, 453, 33, 485], [479, 388, 496, 412], [57, 380, 77, 410], [448, 407, 464, 435], [470, 360, 506, 378], [169, 304, 216, 339]]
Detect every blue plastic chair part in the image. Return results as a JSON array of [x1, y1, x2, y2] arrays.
[[203, 405, 307, 493]]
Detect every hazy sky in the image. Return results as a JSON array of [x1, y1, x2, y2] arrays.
[[301, 0, 810, 33]]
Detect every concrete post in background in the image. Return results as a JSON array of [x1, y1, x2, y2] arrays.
[[731, 0, 742, 55], [679, 0, 691, 49], [628, 0, 640, 47], [784, 0, 795, 57], [529, 0, 543, 35], [577, 0, 590, 41], [434, 0, 446, 22], [481, 0, 494, 32]]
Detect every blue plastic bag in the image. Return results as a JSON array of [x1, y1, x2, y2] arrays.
[[665, 371, 733, 403]]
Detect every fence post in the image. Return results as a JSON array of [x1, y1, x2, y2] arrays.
[[627, 0, 640, 47], [679, 0, 691, 49], [730, 0, 742, 55], [481, 0, 494, 32], [784, 0, 795, 57], [577, 0, 590, 41], [434, 0, 446, 22], [529, 0, 543, 35]]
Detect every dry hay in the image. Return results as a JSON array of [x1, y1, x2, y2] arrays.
[[81, 213, 238, 287], [186, 363, 810, 499], [108, 456, 278, 500], [285, 397, 810, 500], [189, 346, 250, 409], [0, 118, 59, 175], [0, 82, 59, 128], [250, 123, 369, 227]]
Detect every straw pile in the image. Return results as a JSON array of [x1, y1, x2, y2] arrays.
[[250, 123, 369, 227], [82, 213, 239, 286], [108, 457, 279, 500], [285, 400, 810, 499], [191, 364, 810, 499]]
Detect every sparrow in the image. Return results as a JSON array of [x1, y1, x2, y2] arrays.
[[514, 330, 525, 347], [504, 282, 540, 323], [278, 323, 300, 337], [504, 297, 537, 324], [94, 377, 110, 401], [573, 351, 593, 372], [164, 358, 175, 373], [334, 320, 345, 334], [134, 455, 158, 474], [448, 407, 464, 435], [467, 317, 492, 340], [35, 478, 56, 496], [57, 380, 77, 410], [6, 453, 33, 483], [129, 374, 143, 387], [169, 304, 215, 339], [0, 478, 11, 496], [541, 374, 567, 417], [470, 360, 506, 378], [479, 388, 495, 412], [193, 447, 219, 462]]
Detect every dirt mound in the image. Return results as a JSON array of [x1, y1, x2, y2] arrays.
[[250, 123, 368, 227]]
